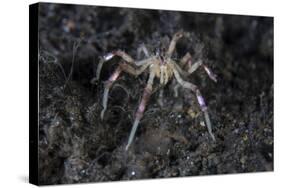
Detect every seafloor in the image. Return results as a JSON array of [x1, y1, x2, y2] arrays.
[[37, 3, 273, 185]]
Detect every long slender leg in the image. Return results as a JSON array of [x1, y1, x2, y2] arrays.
[[195, 89, 216, 141], [91, 53, 116, 84], [179, 52, 192, 68], [91, 57, 104, 83], [125, 71, 155, 150], [167, 31, 184, 57], [187, 60, 203, 74], [178, 51, 217, 83], [173, 83, 180, 98], [100, 63, 151, 120], [173, 68, 216, 141], [119, 61, 151, 76], [100, 66, 122, 120], [137, 43, 150, 59], [167, 31, 190, 58], [91, 51, 152, 83], [202, 64, 217, 82], [157, 89, 164, 107], [104, 50, 152, 66], [176, 48, 216, 83], [187, 60, 217, 82], [172, 60, 187, 77]]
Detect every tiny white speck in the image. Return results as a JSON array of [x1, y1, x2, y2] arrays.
[[200, 121, 205, 127], [131, 171, 135, 176], [166, 149, 170, 155], [104, 53, 114, 61]]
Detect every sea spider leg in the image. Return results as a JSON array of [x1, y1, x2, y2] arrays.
[[100, 65, 123, 120], [167, 30, 190, 58], [173, 68, 216, 141], [91, 51, 153, 83], [179, 52, 217, 82], [91, 51, 131, 84], [134, 57, 154, 66], [125, 69, 155, 150], [173, 83, 181, 98], [157, 89, 164, 107], [179, 52, 192, 69], [100, 62, 151, 120], [202, 64, 217, 82], [187, 60, 217, 82], [91, 56, 105, 83], [119, 61, 152, 76], [105, 50, 152, 66], [137, 43, 150, 59], [172, 60, 186, 77]]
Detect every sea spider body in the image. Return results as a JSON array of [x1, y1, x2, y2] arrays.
[[147, 56, 173, 85], [92, 31, 217, 150]]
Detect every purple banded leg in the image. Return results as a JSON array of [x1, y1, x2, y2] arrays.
[[91, 51, 135, 84], [186, 60, 217, 83], [195, 89, 216, 141], [125, 87, 152, 150], [100, 66, 122, 120], [180, 52, 217, 83], [173, 68, 215, 141], [125, 71, 155, 150], [203, 65, 217, 83]]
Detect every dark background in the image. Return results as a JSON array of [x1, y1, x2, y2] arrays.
[[38, 3, 273, 185]]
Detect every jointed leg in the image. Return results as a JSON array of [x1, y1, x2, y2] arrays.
[[119, 61, 151, 76], [100, 62, 151, 120], [202, 64, 217, 82], [91, 51, 134, 84], [137, 43, 150, 59], [173, 69, 216, 141], [103, 50, 153, 66], [91, 57, 105, 83], [100, 66, 122, 120], [167, 31, 184, 57], [188, 60, 217, 82], [179, 53, 217, 82], [125, 71, 155, 150], [179, 52, 192, 69], [195, 89, 216, 141], [173, 83, 180, 98], [157, 89, 164, 107], [188, 60, 203, 74], [91, 50, 152, 83], [167, 31, 190, 58], [172, 60, 187, 77]]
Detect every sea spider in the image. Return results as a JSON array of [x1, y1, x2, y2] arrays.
[[92, 31, 217, 150]]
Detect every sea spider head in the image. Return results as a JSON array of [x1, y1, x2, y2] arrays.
[[155, 47, 168, 65], [153, 35, 171, 64]]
